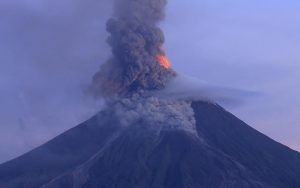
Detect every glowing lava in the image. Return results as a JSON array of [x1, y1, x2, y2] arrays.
[[156, 54, 170, 69]]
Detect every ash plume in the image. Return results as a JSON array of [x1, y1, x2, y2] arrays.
[[111, 94, 197, 134], [91, 0, 175, 97], [88, 0, 196, 134]]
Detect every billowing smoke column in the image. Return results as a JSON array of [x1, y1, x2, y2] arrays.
[[91, 0, 175, 97], [90, 0, 196, 134]]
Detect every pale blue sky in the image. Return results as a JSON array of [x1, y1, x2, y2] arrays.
[[164, 0, 300, 152], [0, 0, 299, 163]]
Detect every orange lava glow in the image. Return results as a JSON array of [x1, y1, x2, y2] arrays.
[[156, 54, 170, 69]]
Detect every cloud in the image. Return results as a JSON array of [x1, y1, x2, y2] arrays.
[[156, 74, 259, 107]]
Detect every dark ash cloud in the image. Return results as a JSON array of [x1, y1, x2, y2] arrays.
[[91, 0, 175, 96]]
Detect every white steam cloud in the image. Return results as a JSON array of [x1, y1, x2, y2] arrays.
[[156, 74, 258, 106]]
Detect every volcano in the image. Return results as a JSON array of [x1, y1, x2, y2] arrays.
[[1, 100, 300, 188], [2, 0, 300, 187]]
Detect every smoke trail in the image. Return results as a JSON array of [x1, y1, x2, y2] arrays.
[[91, 0, 175, 97]]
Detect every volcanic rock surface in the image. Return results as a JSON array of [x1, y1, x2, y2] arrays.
[[1, 101, 300, 188]]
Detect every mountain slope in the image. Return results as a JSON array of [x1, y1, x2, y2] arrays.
[[0, 110, 122, 188], [1, 101, 300, 188], [192, 102, 300, 188]]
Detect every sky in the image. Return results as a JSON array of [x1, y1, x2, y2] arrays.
[[0, 0, 299, 163]]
